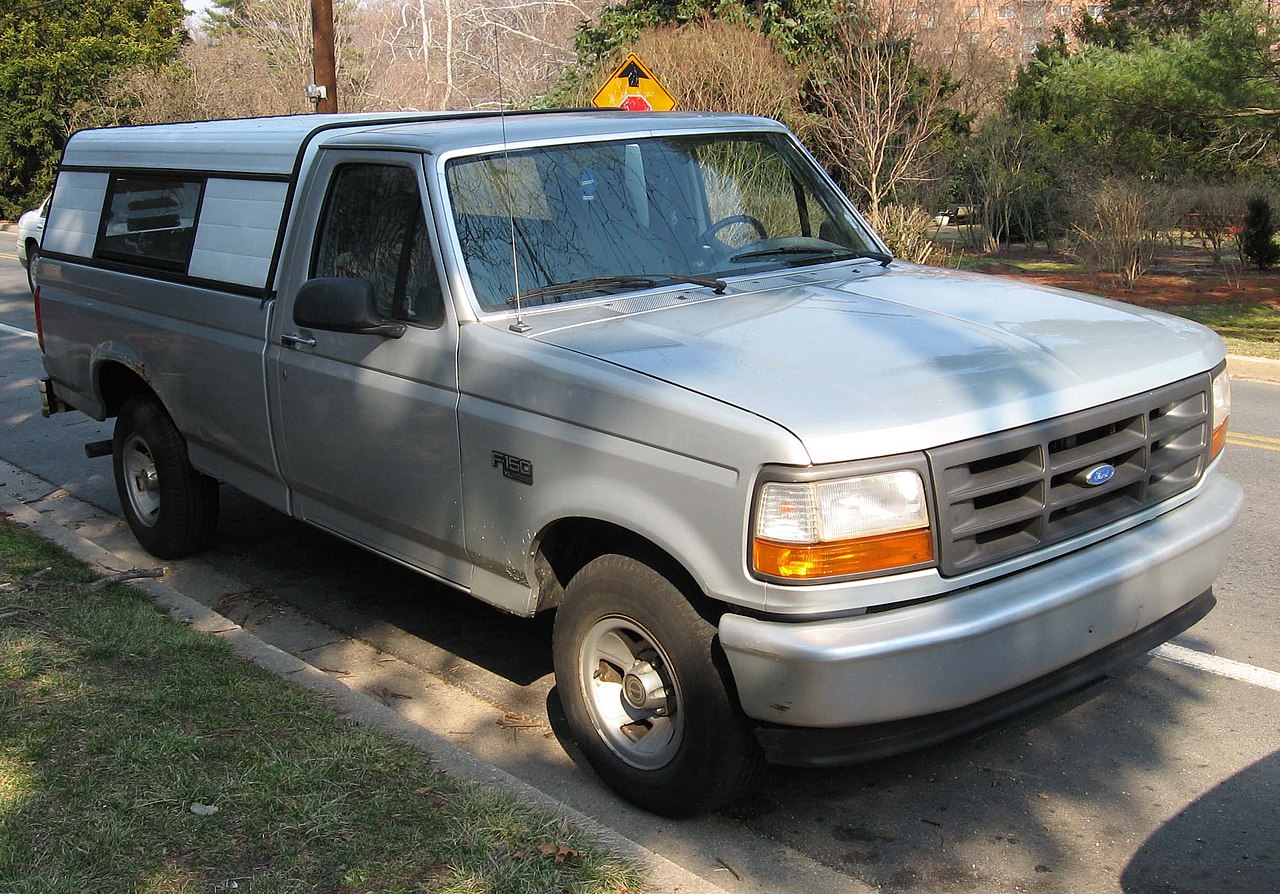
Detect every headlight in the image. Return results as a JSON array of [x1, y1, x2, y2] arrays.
[[1211, 367, 1230, 459], [752, 469, 934, 581]]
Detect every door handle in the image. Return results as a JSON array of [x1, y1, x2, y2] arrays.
[[281, 332, 317, 348]]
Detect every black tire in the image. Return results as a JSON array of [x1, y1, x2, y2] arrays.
[[25, 243, 38, 293], [112, 394, 219, 559], [552, 553, 764, 816]]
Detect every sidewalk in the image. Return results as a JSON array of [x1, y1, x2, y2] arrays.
[[1227, 353, 1280, 383]]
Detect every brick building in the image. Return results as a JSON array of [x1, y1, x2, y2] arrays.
[[887, 1, 1280, 62], [887, 1, 1104, 59]]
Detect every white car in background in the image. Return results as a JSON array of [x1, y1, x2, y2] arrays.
[[17, 195, 48, 293]]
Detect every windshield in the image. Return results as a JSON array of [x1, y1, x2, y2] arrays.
[[444, 132, 882, 311]]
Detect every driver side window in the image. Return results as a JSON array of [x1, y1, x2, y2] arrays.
[[313, 163, 443, 327]]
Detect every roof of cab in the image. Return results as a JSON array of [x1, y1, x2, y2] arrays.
[[323, 110, 787, 159], [59, 110, 786, 176]]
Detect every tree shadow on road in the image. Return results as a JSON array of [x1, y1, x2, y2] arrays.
[[1121, 749, 1280, 894]]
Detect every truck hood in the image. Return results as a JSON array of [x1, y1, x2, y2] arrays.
[[525, 264, 1226, 464]]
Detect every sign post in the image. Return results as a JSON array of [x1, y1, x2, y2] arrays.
[[592, 54, 676, 112]]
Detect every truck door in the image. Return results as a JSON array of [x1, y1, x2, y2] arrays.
[[266, 150, 468, 587]]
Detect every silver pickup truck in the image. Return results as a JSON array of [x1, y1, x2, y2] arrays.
[[33, 111, 1242, 816]]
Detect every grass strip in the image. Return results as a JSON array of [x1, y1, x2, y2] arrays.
[[0, 518, 643, 894], [1159, 301, 1280, 360]]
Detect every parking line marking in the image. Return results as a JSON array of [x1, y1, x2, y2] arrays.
[[1152, 643, 1280, 693], [0, 322, 36, 339]]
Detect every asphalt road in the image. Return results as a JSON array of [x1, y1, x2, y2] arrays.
[[2, 240, 1277, 894]]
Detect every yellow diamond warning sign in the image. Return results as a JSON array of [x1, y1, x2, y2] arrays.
[[592, 54, 676, 112]]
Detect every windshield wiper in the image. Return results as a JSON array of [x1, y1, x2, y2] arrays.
[[729, 246, 893, 268], [507, 273, 726, 306]]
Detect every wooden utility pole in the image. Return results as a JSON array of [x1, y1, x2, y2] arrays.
[[311, 0, 338, 113]]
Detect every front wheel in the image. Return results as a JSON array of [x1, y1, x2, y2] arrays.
[[552, 554, 764, 816], [112, 394, 219, 558]]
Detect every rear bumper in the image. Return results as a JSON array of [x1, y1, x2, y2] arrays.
[[719, 473, 1241, 752]]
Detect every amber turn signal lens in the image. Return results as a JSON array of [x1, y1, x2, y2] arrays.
[[753, 528, 934, 579], [1211, 419, 1228, 459]]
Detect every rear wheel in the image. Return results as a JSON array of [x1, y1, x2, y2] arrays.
[[112, 395, 219, 558], [552, 553, 764, 816]]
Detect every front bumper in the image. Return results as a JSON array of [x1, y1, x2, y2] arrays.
[[719, 473, 1241, 751]]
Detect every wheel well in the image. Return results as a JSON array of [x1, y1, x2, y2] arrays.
[[25, 239, 39, 258], [532, 517, 708, 614], [96, 362, 153, 418]]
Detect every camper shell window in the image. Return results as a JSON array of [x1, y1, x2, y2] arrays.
[[95, 174, 205, 273]]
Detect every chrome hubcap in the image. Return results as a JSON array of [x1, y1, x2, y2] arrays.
[[579, 616, 682, 770], [122, 433, 160, 527]]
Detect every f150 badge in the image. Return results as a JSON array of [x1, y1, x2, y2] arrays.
[[492, 451, 533, 485]]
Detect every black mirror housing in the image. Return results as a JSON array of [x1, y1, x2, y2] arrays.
[[293, 278, 406, 338]]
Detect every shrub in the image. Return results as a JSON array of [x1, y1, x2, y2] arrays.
[[869, 204, 942, 265], [1239, 196, 1280, 270], [1068, 180, 1162, 287]]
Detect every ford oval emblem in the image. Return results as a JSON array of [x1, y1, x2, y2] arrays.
[[1084, 463, 1116, 487]]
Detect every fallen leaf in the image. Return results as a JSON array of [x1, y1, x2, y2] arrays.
[[537, 842, 579, 863], [417, 789, 450, 809], [498, 712, 543, 730]]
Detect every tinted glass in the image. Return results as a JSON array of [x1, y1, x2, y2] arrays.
[[96, 175, 203, 272], [313, 164, 442, 326], [446, 133, 877, 311]]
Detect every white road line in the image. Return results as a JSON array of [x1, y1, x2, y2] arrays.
[[1152, 643, 1280, 693], [0, 322, 36, 339]]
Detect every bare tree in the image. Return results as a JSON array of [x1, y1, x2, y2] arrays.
[[74, 0, 600, 125], [360, 0, 602, 109], [873, 0, 1013, 124], [806, 4, 951, 220]]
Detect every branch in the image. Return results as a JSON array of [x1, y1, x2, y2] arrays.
[[88, 567, 167, 589]]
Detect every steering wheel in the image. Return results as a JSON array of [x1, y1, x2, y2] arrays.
[[702, 214, 768, 245]]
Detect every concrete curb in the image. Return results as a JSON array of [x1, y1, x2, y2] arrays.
[[1, 494, 729, 894], [1227, 353, 1280, 384]]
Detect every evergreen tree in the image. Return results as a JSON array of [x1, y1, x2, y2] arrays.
[[1239, 196, 1280, 270], [0, 0, 185, 217]]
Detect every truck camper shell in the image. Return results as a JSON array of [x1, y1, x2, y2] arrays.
[[44, 110, 784, 299]]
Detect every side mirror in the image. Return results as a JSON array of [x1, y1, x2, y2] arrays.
[[293, 277, 407, 338]]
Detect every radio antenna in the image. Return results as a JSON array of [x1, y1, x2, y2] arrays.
[[494, 30, 529, 333]]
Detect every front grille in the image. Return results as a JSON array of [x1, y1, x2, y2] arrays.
[[928, 373, 1211, 577]]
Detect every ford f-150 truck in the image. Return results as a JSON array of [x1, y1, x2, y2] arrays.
[[33, 111, 1242, 815]]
